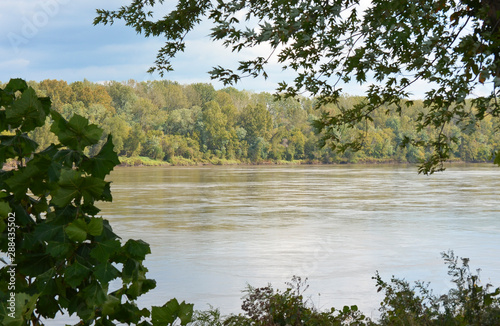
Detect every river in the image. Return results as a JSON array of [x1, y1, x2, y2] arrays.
[[96, 164, 500, 320]]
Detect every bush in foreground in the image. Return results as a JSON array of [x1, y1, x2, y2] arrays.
[[193, 251, 500, 326]]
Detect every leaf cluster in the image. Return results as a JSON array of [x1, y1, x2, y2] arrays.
[[0, 79, 193, 325]]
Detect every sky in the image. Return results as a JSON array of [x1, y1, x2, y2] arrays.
[[0, 0, 300, 93], [0, 0, 490, 98]]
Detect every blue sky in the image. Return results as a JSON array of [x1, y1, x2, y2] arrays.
[[0, 0, 299, 93], [0, 1, 489, 98]]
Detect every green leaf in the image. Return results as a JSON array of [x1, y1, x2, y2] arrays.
[[177, 301, 194, 325], [39, 96, 51, 116], [15, 293, 40, 325], [50, 111, 103, 151], [32, 223, 64, 243], [100, 181, 113, 202], [17, 253, 53, 276], [151, 299, 193, 326], [87, 217, 103, 236], [152, 299, 179, 326], [53, 170, 106, 206], [82, 203, 101, 216], [80, 176, 107, 205], [0, 201, 11, 218], [124, 239, 151, 260], [0, 133, 38, 161], [122, 258, 140, 282], [65, 260, 91, 288], [9, 203, 33, 227], [7, 87, 47, 132], [90, 239, 121, 262], [5, 164, 38, 200], [4, 78, 28, 94], [82, 282, 107, 306], [51, 168, 82, 207], [35, 268, 58, 294], [94, 262, 120, 283], [126, 277, 157, 300], [46, 241, 73, 258], [82, 134, 120, 179], [101, 295, 120, 316], [65, 219, 88, 242], [53, 148, 83, 168], [34, 295, 60, 319], [0, 138, 16, 163]]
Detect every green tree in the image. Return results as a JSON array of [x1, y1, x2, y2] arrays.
[[105, 81, 138, 112], [95, 0, 500, 173], [191, 83, 216, 104], [160, 81, 189, 111], [163, 107, 201, 137], [127, 97, 167, 132], [123, 123, 147, 157], [37, 80, 75, 112], [199, 101, 230, 154], [141, 130, 165, 160], [102, 115, 132, 154], [239, 104, 273, 143], [71, 80, 113, 110], [215, 91, 238, 127]]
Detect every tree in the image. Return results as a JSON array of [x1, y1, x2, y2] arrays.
[[95, 0, 500, 173], [199, 101, 230, 154], [37, 80, 75, 113], [105, 80, 138, 112], [239, 103, 273, 145]]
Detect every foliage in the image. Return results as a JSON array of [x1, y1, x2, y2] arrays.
[[94, 0, 500, 174], [0, 79, 192, 325], [192, 253, 500, 325], [20, 79, 500, 167], [374, 250, 500, 325], [194, 276, 367, 326]]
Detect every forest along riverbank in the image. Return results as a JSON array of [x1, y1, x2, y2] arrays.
[[23, 79, 499, 168]]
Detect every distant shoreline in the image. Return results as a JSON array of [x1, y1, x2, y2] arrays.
[[115, 156, 495, 169], [2, 157, 494, 172]]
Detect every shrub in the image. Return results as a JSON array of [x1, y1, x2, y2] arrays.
[[194, 253, 500, 326], [375, 250, 500, 326]]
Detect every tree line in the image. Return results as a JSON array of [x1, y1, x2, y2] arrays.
[[13, 79, 500, 165]]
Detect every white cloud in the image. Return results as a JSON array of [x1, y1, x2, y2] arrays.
[[0, 58, 30, 70]]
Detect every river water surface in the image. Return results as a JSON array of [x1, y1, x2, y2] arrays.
[[98, 164, 500, 319]]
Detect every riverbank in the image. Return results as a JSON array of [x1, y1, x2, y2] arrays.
[[1, 156, 492, 170], [118, 155, 307, 167], [117, 155, 483, 168]]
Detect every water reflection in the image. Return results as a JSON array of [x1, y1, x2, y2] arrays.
[[99, 164, 500, 318]]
